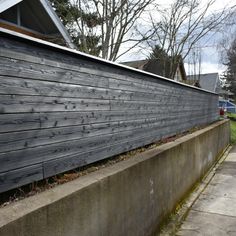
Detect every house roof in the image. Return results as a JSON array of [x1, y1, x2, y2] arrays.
[[187, 73, 220, 93], [122, 60, 148, 69], [122, 58, 187, 81], [0, 0, 75, 49]]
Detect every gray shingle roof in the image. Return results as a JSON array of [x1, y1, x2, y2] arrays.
[[187, 73, 220, 93], [122, 60, 148, 69], [122, 59, 187, 81]]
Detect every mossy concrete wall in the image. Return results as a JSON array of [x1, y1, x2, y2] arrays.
[[0, 120, 230, 236]]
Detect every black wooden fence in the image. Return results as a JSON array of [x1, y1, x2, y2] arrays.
[[0, 29, 219, 193]]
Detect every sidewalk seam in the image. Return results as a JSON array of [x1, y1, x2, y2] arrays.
[[190, 209, 236, 219]]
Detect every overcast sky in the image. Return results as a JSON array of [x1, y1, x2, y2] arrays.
[[119, 0, 236, 75]]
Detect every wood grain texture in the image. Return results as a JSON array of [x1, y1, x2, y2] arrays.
[[0, 164, 43, 193], [0, 34, 219, 193], [0, 112, 216, 153], [0, 109, 213, 133]]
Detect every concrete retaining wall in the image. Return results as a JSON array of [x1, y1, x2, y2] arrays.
[[0, 120, 230, 236]]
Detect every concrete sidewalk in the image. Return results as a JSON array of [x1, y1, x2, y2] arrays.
[[177, 146, 236, 236]]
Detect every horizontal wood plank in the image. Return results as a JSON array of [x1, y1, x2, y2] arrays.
[[0, 164, 43, 193], [0, 95, 110, 113]]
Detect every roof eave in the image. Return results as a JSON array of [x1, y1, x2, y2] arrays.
[[0, 0, 76, 49], [39, 0, 76, 49]]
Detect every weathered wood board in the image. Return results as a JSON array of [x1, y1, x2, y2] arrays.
[[0, 29, 219, 193]]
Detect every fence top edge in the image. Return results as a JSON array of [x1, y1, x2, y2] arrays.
[[0, 28, 218, 96]]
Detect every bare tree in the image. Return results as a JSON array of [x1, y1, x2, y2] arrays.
[[145, 0, 232, 79], [99, 0, 157, 61], [51, 0, 154, 61], [187, 42, 202, 79], [93, 0, 155, 61], [217, 8, 236, 64]]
